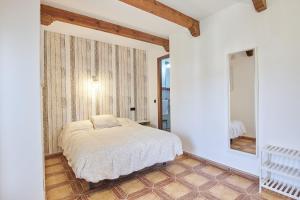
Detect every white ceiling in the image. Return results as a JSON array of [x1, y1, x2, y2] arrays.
[[158, 0, 246, 20], [41, 0, 249, 38]]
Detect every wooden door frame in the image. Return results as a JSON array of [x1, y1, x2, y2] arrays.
[[157, 54, 170, 129]]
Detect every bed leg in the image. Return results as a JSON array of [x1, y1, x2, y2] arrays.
[[88, 180, 109, 190], [88, 182, 96, 190]]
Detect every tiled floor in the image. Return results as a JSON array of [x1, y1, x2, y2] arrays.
[[231, 137, 256, 155], [45, 154, 290, 200]]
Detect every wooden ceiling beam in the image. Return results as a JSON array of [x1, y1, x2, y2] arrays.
[[119, 0, 200, 37], [41, 4, 170, 51], [252, 0, 267, 12]]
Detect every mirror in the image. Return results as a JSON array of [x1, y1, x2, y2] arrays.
[[228, 49, 257, 155]]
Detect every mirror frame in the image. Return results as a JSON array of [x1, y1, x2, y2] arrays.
[[226, 47, 259, 157]]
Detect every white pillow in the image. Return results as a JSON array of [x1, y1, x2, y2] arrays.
[[117, 118, 139, 127], [63, 120, 94, 133], [91, 115, 121, 129], [59, 120, 93, 149]]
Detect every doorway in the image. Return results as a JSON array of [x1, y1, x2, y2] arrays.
[[157, 55, 171, 131]]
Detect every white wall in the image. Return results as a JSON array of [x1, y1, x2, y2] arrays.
[[0, 0, 44, 199], [43, 22, 166, 128], [170, 0, 300, 175], [230, 52, 256, 137]]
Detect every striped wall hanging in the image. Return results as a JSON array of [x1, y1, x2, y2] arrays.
[[42, 30, 148, 154]]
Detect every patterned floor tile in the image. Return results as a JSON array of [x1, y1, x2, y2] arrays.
[[224, 174, 256, 191], [179, 158, 202, 168], [47, 184, 75, 200], [44, 154, 289, 200], [259, 190, 292, 200], [46, 164, 66, 175], [120, 179, 146, 194], [160, 182, 191, 199], [46, 173, 70, 187], [114, 179, 149, 199], [194, 196, 207, 200], [207, 184, 243, 200], [201, 166, 224, 177], [131, 192, 161, 200], [244, 148, 256, 154], [144, 171, 169, 184], [46, 157, 62, 166], [182, 173, 210, 188], [164, 164, 187, 175], [87, 189, 118, 200], [231, 137, 256, 154]]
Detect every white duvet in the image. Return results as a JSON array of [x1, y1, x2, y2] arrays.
[[229, 120, 246, 139], [60, 119, 183, 183]]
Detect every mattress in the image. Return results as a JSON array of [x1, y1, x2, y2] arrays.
[[229, 120, 246, 139], [59, 119, 183, 183]]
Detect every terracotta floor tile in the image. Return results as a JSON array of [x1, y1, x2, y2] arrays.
[[165, 164, 186, 175], [44, 154, 289, 200], [183, 173, 209, 187], [260, 190, 291, 200], [133, 192, 160, 200], [237, 140, 250, 144], [46, 158, 61, 166], [231, 144, 241, 149], [194, 195, 207, 200], [244, 148, 256, 154], [119, 179, 146, 195], [231, 137, 256, 155], [46, 164, 65, 174], [47, 184, 74, 200], [144, 171, 169, 184], [224, 175, 254, 190], [46, 173, 69, 186], [161, 182, 191, 199], [239, 139, 253, 143], [201, 166, 224, 177], [88, 189, 117, 200], [208, 184, 240, 200], [180, 158, 202, 168]]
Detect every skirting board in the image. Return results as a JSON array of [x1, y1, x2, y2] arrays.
[[183, 151, 259, 182]]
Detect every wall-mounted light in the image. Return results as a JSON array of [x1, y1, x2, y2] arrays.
[[92, 75, 98, 82], [91, 75, 100, 93]]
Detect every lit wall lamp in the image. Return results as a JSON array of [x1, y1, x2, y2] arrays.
[[91, 75, 100, 93], [92, 75, 98, 82]]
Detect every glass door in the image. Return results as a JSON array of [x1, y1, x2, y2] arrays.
[[157, 55, 170, 131]]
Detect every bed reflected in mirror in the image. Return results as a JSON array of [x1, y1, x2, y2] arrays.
[[228, 49, 257, 155]]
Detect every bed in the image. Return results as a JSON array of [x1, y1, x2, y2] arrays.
[[229, 120, 246, 139], [59, 117, 183, 184]]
